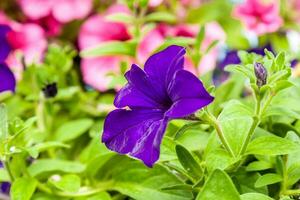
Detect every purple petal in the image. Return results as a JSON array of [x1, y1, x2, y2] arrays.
[[144, 45, 186, 98], [0, 25, 11, 63], [114, 64, 166, 109], [1, 182, 10, 194], [166, 70, 214, 118], [0, 63, 16, 93], [102, 109, 167, 167]]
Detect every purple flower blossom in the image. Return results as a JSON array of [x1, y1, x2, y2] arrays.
[[0, 63, 15, 93], [0, 25, 11, 63], [0, 25, 15, 93], [102, 45, 214, 167]]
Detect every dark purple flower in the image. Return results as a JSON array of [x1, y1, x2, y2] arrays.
[[102, 45, 214, 167], [254, 62, 267, 87], [0, 63, 15, 93], [0, 182, 10, 194], [0, 24, 11, 63]]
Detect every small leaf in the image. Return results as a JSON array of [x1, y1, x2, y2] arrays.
[[49, 174, 81, 192], [246, 161, 272, 171], [54, 119, 93, 142], [240, 193, 274, 200], [27, 141, 70, 158], [11, 177, 37, 200], [145, 12, 176, 23], [275, 52, 285, 70], [176, 145, 203, 182], [246, 135, 300, 156], [196, 169, 240, 200], [194, 26, 205, 51], [80, 41, 136, 57], [105, 13, 134, 23], [205, 40, 219, 54], [255, 173, 282, 188], [28, 159, 85, 177]]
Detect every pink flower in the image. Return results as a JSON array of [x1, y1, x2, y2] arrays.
[[149, 0, 164, 7], [0, 12, 47, 79], [18, 0, 93, 23], [78, 5, 131, 91], [233, 0, 283, 35], [137, 22, 225, 75]]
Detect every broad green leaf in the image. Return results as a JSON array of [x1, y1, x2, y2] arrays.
[[11, 177, 37, 200], [49, 174, 81, 192], [99, 157, 193, 200], [54, 118, 93, 142], [145, 12, 176, 23], [86, 153, 115, 177], [240, 193, 273, 200], [175, 145, 203, 182], [246, 135, 300, 155], [85, 192, 112, 200], [262, 106, 300, 119], [205, 149, 234, 172], [196, 169, 240, 200], [28, 159, 85, 177], [275, 52, 285, 70], [0, 104, 8, 141], [218, 100, 253, 156], [254, 173, 282, 188], [80, 41, 136, 57], [246, 161, 273, 171]]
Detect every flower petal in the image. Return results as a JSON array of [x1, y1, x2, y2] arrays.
[[102, 109, 167, 167], [114, 64, 167, 109], [166, 70, 214, 118], [0, 63, 16, 92], [0, 25, 11, 62], [144, 45, 185, 97]]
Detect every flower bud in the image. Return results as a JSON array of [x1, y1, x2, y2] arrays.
[[254, 62, 267, 87], [42, 82, 57, 98]]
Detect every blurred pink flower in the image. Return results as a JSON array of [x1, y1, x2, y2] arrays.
[[149, 0, 164, 7], [0, 12, 47, 79], [137, 22, 225, 75], [78, 5, 131, 91], [233, 0, 283, 35], [18, 0, 93, 23]]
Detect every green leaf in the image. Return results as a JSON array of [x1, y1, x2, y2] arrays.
[[240, 193, 274, 200], [54, 118, 93, 142], [196, 169, 240, 200], [254, 173, 282, 188], [85, 192, 112, 200], [205, 40, 219, 54], [275, 52, 285, 70], [145, 12, 176, 23], [49, 174, 81, 192], [11, 177, 38, 200], [0, 103, 8, 142], [246, 135, 300, 155], [80, 41, 136, 57], [99, 157, 193, 200], [105, 13, 134, 24], [28, 159, 85, 177], [175, 145, 203, 182], [246, 161, 272, 171], [194, 26, 205, 52], [27, 141, 70, 158], [218, 100, 253, 156]]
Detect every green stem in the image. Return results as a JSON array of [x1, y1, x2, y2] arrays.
[[205, 112, 236, 158], [284, 189, 300, 195], [36, 94, 46, 133], [3, 160, 14, 182]]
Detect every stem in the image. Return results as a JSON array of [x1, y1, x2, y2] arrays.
[[36, 94, 46, 133], [205, 112, 236, 158], [284, 189, 300, 195], [3, 161, 14, 182]]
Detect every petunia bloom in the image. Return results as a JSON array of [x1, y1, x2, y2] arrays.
[[233, 0, 283, 35], [102, 45, 214, 167], [0, 25, 16, 92], [78, 4, 131, 91], [18, 0, 93, 23]]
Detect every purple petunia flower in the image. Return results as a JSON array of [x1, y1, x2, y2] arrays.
[[0, 63, 16, 93], [0, 24, 15, 93], [0, 25, 11, 63], [102, 45, 214, 167]]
